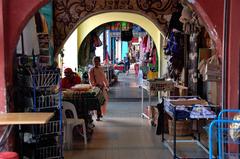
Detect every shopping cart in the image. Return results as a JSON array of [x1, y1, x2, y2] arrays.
[[209, 109, 240, 159]]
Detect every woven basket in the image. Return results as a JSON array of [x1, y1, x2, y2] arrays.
[[168, 120, 192, 136]]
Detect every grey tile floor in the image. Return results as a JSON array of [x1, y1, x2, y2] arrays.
[[64, 71, 210, 159]]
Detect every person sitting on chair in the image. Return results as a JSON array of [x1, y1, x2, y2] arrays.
[[62, 68, 81, 89]]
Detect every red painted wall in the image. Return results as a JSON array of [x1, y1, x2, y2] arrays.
[[190, 0, 224, 56], [0, 0, 7, 112], [198, 0, 224, 41]]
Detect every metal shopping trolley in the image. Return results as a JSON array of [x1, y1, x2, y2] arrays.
[[209, 109, 240, 159]]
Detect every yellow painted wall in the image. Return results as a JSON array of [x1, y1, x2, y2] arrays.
[[77, 12, 167, 76]]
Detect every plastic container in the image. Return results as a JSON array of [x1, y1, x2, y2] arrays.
[[0, 152, 18, 159]]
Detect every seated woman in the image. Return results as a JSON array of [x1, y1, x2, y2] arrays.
[[62, 68, 81, 89]]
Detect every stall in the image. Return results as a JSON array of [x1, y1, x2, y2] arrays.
[[141, 79, 174, 120], [161, 96, 219, 159]]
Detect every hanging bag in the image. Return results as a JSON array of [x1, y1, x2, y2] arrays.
[[203, 54, 222, 81]]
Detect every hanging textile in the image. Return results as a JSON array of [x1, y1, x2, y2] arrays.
[[34, 12, 43, 33], [188, 33, 198, 95]]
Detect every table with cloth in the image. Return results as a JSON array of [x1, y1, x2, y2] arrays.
[[62, 85, 105, 137], [62, 85, 105, 120]]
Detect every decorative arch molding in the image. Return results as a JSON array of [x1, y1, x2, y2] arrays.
[[67, 12, 162, 72], [53, 0, 178, 53]]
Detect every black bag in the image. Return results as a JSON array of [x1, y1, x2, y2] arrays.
[[121, 29, 133, 41]]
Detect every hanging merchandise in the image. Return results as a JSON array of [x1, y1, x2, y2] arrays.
[[142, 35, 148, 49], [179, 5, 192, 24], [121, 22, 128, 31], [165, 31, 184, 81], [121, 22, 133, 41], [93, 33, 102, 47], [151, 46, 157, 66], [121, 29, 133, 41], [168, 3, 183, 33], [203, 54, 222, 81], [164, 32, 180, 56], [188, 33, 198, 95], [145, 35, 151, 53]]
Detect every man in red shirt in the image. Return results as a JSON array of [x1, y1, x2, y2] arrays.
[[62, 68, 81, 89]]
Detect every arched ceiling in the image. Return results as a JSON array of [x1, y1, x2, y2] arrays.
[[53, 0, 178, 53], [77, 12, 161, 53]]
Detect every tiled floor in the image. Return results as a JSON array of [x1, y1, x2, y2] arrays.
[[64, 71, 210, 159]]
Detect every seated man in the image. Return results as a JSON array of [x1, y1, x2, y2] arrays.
[[62, 68, 81, 89]]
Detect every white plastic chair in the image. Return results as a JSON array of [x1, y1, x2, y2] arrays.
[[62, 101, 87, 149]]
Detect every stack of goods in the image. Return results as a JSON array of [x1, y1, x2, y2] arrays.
[[70, 84, 92, 92], [229, 114, 240, 142], [63, 84, 92, 99], [190, 105, 216, 119], [164, 97, 210, 120]]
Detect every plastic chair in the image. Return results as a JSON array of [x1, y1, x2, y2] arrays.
[[62, 101, 87, 149]]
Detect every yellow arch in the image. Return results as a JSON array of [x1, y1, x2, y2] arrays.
[[77, 12, 165, 75]]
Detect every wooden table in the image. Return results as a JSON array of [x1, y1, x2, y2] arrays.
[[0, 112, 54, 125], [0, 112, 54, 158]]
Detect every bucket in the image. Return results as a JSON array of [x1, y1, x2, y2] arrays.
[[168, 120, 192, 136], [0, 152, 19, 159]]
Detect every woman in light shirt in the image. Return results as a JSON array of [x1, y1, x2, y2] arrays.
[[89, 56, 109, 121]]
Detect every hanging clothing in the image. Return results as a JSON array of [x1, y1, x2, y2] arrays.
[[145, 35, 151, 53], [34, 12, 43, 33], [142, 35, 148, 49], [152, 47, 157, 65], [40, 14, 49, 33]]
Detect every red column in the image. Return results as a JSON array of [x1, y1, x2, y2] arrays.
[[0, 0, 7, 112], [227, 0, 240, 109]]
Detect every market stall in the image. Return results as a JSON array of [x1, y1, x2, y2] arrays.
[[161, 96, 219, 159]]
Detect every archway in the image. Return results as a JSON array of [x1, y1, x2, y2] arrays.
[[63, 12, 164, 75]]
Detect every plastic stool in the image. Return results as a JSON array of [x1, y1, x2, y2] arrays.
[[0, 152, 19, 159]]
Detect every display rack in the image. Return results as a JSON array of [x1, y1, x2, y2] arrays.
[[141, 79, 174, 119], [31, 70, 63, 159], [162, 96, 219, 159], [209, 109, 240, 159]]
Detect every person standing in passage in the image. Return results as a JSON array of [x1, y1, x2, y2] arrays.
[[88, 56, 109, 121], [124, 55, 130, 75]]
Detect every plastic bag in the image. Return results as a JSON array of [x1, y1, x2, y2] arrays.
[[203, 55, 221, 81]]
